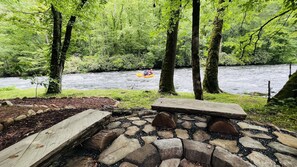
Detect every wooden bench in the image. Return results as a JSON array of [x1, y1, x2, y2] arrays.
[[0, 109, 111, 167], [151, 98, 247, 135]]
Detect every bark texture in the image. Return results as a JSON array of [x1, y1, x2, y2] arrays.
[[47, 1, 87, 94], [203, 0, 225, 93], [273, 71, 297, 100], [191, 0, 203, 100], [159, 0, 181, 94], [47, 5, 62, 94]]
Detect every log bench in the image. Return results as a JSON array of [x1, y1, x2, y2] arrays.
[[151, 98, 247, 135]]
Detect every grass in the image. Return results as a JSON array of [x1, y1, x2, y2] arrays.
[[0, 87, 296, 131]]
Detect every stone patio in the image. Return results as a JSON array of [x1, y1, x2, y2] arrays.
[[57, 109, 297, 167]]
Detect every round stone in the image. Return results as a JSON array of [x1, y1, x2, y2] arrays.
[[193, 130, 210, 142]]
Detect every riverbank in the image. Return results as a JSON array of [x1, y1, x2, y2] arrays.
[[1, 65, 296, 95], [0, 87, 296, 131]]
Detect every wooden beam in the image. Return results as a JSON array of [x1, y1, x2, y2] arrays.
[[0, 109, 111, 167]]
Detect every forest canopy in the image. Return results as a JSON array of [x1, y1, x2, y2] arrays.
[[0, 0, 296, 77]]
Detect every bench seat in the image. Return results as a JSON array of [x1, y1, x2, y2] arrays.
[[151, 98, 247, 120]]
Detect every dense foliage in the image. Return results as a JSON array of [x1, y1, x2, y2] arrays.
[[0, 0, 296, 77]]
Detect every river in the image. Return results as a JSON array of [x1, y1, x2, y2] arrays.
[[0, 64, 296, 95]]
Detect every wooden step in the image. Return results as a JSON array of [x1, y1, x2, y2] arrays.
[[151, 98, 246, 120], [0, 109, 111, 167]]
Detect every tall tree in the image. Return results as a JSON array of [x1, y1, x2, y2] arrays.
[[203, 0, 225, 93], [159, 0, 181, 94], [47, 0, 87, 94], [191, 0, 203, 100]]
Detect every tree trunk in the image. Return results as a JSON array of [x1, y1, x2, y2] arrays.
[[203, 0, 225, 93], [47, 4, 62, 94], [273, 71, 297, 100], [159, 0, 181, 94], [47, 1, 87, 94], [192, 0, 203, 100]]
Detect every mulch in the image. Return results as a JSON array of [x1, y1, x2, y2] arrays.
[[0, 97, 117, 151]]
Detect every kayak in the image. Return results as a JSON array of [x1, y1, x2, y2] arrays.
[[136, 73, 155, 78]]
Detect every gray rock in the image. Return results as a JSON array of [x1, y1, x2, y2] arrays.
[[145, 118, 153, 123], [212, 146, 255, 167], [157, 131, 173, 139], [98, 135, 141, 165], [268, 142, 297, 156], [237, 122, 268, 132], [152, 112, 176, 128], [111, 128, 126, 136], [239, 136, 266, 150], [119, 162, 138, 167], [177, 119, 183, 124], [143, 124, 156, 134], [132, 120, 147, 126], [36, 109, 45, 114], [183, 139, 214, 166], [241, 130, 272, 139], [125, 126, 139, 136], [65, 105, 76, 109], [107, 121, 121, 129], [195, 122, 207, 128], [247, 151, 277, 167], [193, 130, 211, 142], [209, 139, 239, 153], [182, 121, 192, 129], [159, 158, 180, 167], [27, 109, 36, 116], [142, 115, 155, 118], [84, 130, 118, 151], [121, 122, 131, 128], [127, 117, 140, 121], [154, 138, 183, 160], [175, 129, 189, 139], [124, 144, 160, 167], [195, 116, 207, 122], [65, 156, 96, 167], [275, 153, 297, 167], [179, 159, 203, 167], [266, 123, 281, 132], [141, 136, 157, 144], [182, 115, 195, 121], [273, 131, 297, 149], [14, 114, 27, 121], [2, 101, 13, 106]]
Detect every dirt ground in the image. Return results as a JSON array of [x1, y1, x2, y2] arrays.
[[0, 97, 117, 151]]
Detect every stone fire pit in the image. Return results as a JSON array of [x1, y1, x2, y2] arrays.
[[57, 108, 297, 167]]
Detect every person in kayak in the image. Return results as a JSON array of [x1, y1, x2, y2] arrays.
[[144, 69, 153, 76]]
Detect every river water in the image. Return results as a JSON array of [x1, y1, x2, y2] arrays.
[[0, 64, 296, 95]]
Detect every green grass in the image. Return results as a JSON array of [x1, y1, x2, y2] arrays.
[[0, 87, 296, 131]]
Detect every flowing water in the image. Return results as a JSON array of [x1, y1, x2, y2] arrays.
[[0, 64, 296, 95]]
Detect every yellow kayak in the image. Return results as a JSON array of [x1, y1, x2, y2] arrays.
[[136, 73, 155, 78]]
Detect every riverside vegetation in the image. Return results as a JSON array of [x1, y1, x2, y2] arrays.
[[0, 86, 296, 131], [1, 0, 297, 77]]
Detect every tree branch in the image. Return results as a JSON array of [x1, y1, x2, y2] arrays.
[[240, 9, 291, 59]]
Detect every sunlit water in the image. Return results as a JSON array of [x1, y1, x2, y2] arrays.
[[0, 64, 296, 95]]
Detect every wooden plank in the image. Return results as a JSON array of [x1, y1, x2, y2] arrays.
[[151, 98, 247, 120], [0, 133, 39, 167], [0, 109, 111, 167]]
